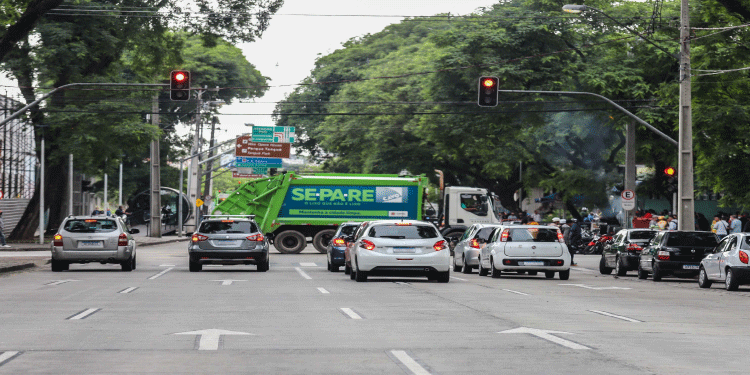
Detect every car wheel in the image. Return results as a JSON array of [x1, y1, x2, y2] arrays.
[[726, 268, 739, 291], [478, 257, 489, 276], [637, 264, 648, 279], [599, 255, 613, 275], [698, 267, 712, 288], [559, 269, 570, 280], [312, 230, 336, 254], [274, 230, 307, 254], [615, 256, 627, 276], [462, 256, 472, 274], [453, 256, 462, 272], [132, 254, 136, 270], [350, 268, 356, 280], [490, 258, 502, 278], [355, 264, 367, 283], [189, 260, 202, 272], [436, 271, 450, 283], [257, 256, 269, 272], [651, 262, 662, 281], [327, 258, 332, 272], [345, 264, 351, 275], [545, 271, 555, 279], [121, 256, 134, 272], [528, 271, 538, 276], [51, 259, 66, 272]]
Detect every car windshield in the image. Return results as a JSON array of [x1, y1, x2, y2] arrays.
[[506, 228, 559, 242], [338, 225, 358, 237], [64, 219, 118, 233], [665, 232, 718, 247], [199, 221, 257, 234], [368, 224, 438, 239], [630, 231, 657, 240]]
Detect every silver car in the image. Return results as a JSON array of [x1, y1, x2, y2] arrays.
[[452, 224, 502, 274], [699, 233, 750, 291], [51, 216, 139, 272], [189, 215, 270, 272]]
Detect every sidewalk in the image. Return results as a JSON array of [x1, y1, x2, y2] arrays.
[[0, 235, 190, 274]]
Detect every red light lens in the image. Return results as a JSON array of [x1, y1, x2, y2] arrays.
[[246, 233, 264, 242], [395, 222, 412, 226], [333, 238, 346, 246], [664, 167, 675, 176], [470, 239, 480, 249], [740, 251, 749, 264], [657, 250, 670, 260], [361, 239, 376, 251], [557, 231, 565, 243], [221, 220, 234, 223], [192, 234, 208, 242], [118, 233, 128, 247], [627, 243, 642, 251], [53, 234, 63, 246], [174, 72, 186, 82], [434, 240, 447, 251], [501, 229, 510, 242], [483, 79, 495, 88]]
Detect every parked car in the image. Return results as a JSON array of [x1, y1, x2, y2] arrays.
[[345, 222, 369, 276], [188, 215, 269, 272], [51, 216, 139, 272], [452, 223, 502, 274], [698, 233, 750, 291], [349, 220, 450, 282], [637, 231, 719, 281], [479, 225, 571, 280], [600, 229, 657, 276], [326, 222, 360, 272]]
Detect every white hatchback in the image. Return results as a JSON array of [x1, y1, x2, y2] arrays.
[[350, 220, 450, 282], [478, 225, 571, 280]]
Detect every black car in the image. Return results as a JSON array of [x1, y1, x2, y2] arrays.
[[637, 231, 719, 281], [326, 222, 360, 272], [600, 229, 657, 276]]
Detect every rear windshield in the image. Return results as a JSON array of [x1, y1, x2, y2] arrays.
[[64, 219, 118, 233], [368, 224, 438, 239], [665, 232, 719, 247], [337, 225, 358, 237], [630, 231, 657, 240], [199, 221, 258, 234], [507, 228, 559, 242]]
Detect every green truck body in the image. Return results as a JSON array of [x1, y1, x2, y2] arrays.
[[212, 173, 429, 253]]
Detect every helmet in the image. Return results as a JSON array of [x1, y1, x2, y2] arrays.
[[559, 219, 567, 224], [571, 218, 578, 222], [552, 217, 560, 222]]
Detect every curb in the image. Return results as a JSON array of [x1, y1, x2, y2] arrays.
[[2, 237, 189, 251], [0, 262, 37, 274]]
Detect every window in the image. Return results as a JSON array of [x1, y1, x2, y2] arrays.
[[741, 236, 750, 250], [629, 231, 657, 241], [199, 221, 257, 234], [338, 224, 358, 237], [665, 232, 719, 247], [368, 225, 439, 239], [64, 219, 118, 233], [506, 228, 560, 243], [475, 227, 497, 242], [459, 194, 488, 217], [460, 226, 476, 242]]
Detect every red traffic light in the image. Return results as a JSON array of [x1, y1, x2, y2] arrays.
[[173, 72, 187, 82], [664, 167, 676, 176], [482, 78, 496, 88]]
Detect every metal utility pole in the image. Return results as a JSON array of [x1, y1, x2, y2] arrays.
[[39, 134, 44, 244], [104, 173, 108, 212], [186, 89, 206, 232], [624, 120, 636, 228], [202, 117, 218, 214], [69, 154, 73, 216], [118, 161, 123, 208], [677, 0, 694, 230], [149, 94, 162, 237]]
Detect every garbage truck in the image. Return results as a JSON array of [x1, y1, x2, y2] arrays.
[[212, 173, 431, 253]]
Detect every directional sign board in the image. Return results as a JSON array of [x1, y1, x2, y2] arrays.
[[235, 136, 291, 158], [235, 157, 282, 169], [621, 189, 636, 211], [232, 171, 264, 179], [251, 126, 295, 143]]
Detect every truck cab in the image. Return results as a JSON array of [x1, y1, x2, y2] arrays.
[[439, 186, 502, 250]]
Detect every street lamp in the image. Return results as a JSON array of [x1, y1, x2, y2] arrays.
[[563, 3, 693, 230]]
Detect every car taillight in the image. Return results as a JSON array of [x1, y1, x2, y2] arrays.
[[53, 233, 63, 246], [557, 231, 565, 243], [501, 229, 510, 242], [192, 234, 208, 243], [657, 251, 670, 260], [333, 238, 346, 246], [118, 233, 128, 247], [470, 239, 480, 249], [740, 251, 749, 264], [627, 243, 642, 252], [434, 240, 447, 251], [246, 233, 264, 242], [360, 239, 376, 251]]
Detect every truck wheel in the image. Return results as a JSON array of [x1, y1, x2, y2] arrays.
[[313, 230, 336, 254], [274, 230, 307, 254]]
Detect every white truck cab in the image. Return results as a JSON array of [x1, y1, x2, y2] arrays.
[[439, 187, 502, 250]]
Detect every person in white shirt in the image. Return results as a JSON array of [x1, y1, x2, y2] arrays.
[[713, 215, 729, 239]]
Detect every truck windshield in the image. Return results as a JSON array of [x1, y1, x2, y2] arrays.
[[460, 194, 488, 217], [369, 225, 438, 239]]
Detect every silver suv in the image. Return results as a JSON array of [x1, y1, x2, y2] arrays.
[[51, 216, 139, 272], [189, 215, 270, 272]]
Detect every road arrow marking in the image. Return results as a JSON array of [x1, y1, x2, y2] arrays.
[[118, 287, 138, 294], [0, 351, 20, 367], [210, 280, 247, 286], [502, 289, 530, 296], [559, 283, 631, 290], [148, 267, 173, 280], [67, 308, 101, 320], [390, 350, 432, 375], [174, 329, 253, 350], [295, 267, 312, 280], [46, 280, 77, 286], [299, 262, 317, 267], [589, 310, 642, 323], [499, 327, 591, 350]]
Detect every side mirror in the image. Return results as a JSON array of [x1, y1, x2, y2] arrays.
[[129, 228, 140, 234], [425, 208, 436, 217]]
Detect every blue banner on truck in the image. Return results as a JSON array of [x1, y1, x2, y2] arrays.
[[278, 185, 419, 219]]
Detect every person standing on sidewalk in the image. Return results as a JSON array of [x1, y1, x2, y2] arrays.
[[0, 210, 10, 247]]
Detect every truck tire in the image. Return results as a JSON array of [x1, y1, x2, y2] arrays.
[[274, 230, 307, 254], [313, 230, 336, 254]]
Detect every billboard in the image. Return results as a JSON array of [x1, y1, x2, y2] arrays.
[[278, 185, 419, 219]]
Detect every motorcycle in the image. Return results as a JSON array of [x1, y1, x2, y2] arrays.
[[583, 232, 613, 255]]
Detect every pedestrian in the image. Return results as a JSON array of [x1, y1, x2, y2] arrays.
[[105, 207, 112, 216], [560, 218, 571, 247], [667, 216, 677, 231], [713, 215, 729, 239], [0, 210, 10, 247], [569, 219, 581, 265], [696, 213, 710, 231], [550, 217, 560, 228], [532, 210, 542, 223], [91, 206, 103, 216], [657, 216, 668, 230], [730, 215, 742, 234]]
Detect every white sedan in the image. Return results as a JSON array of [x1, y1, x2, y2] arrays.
[[350, 220, 450, 282], [478, 225, 571, 280]]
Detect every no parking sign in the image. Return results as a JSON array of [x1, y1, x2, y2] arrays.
[[621, 190, 636, 211]]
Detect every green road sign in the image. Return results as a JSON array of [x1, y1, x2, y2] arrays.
[[252, 126, 296, 143]]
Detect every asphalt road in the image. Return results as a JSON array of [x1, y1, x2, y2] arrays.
[[1, 243, 749, 374]]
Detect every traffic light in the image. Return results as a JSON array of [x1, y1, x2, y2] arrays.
[[664, 166, 677, 192], [170, 70, 190, 101], [477, 76, 499, 107], [663, 166, 676, 176]]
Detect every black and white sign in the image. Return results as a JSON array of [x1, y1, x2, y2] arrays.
[[621, 189, 636, 211]]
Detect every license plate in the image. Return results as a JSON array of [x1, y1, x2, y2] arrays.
[[682, 264, 699, 270], [79, 241, 102, 248], [520, 261, 544, 266], [213, 240, 242, 246], [393, 247, 416, 254]]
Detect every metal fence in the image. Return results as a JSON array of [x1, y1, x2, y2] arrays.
[[1, 93, 36, 201]]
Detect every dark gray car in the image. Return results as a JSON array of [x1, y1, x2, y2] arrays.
[[189, 215, 270, 272]]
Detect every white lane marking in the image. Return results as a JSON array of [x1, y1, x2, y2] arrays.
[[0, 351, 20, 366], [159, 264, 175, 267], [205, 265, 224, 267], [340, 308, 362, 320], [502, 289, 530, 296], [499, 327, 590, 350], [571, 267, 597, 273], [67, 308, 101, 320], [390, 350, 432, 375], [394, 281, 410, 285], [559, 283, 631, 290], [118, 287, 138, 294], [317, 287, 330, 294], [300, 262, 317, 267], [46, 279, 77, 286], [589, 310, 642, 323], [210, 280, 247, 286], [174, 329, 252, 351], [148, 267, 173, 280], [452, 277, 467, 281], [295, 267, 312, 280]]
